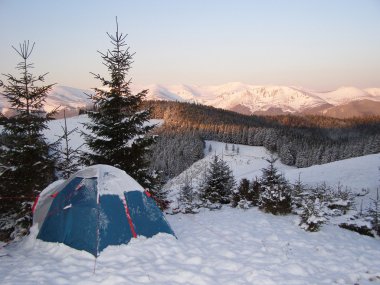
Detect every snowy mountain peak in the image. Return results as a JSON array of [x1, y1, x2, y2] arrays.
[[1, 83, 380, 117], [315, 86, 375, 105]]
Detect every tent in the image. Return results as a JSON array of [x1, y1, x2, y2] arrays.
[[33, 164, 175, 256]]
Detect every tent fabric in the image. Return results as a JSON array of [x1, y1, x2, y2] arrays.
[[33, 179, 65, 228], [34, 165, 175, 256]]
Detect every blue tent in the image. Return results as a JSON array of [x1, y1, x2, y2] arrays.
[[33, 165, 175, 256]]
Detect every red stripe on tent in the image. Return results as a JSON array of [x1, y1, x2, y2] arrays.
[[32, 195, 40, 213], [122, 197, 137, 238], [144, 190, 151, 197], [50, 193, 58, 198]]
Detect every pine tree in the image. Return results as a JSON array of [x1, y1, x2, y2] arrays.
[[369, 188, 380, 236], [0, 41, 56, 240], [259, 157, 292, 215], [299, 197, 326, 232], [178, 175, 197, 213], [292, 174, 307, 211], [82, 18, 155, 188], [250, 177, 261, 206], [200, 155, 235, 207], [147, 171, 170, 211], [55, 109, 82, 179], [235, 178, 251, 209]]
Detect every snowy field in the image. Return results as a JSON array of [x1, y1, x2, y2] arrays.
[[167, 141, 380, 207], [1, 208, 380, 285], [1, 116, 380, 284]]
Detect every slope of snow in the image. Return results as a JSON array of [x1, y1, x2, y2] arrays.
[[0, 85, 93, 114], [166, 141, 380, 208], [207, 85, 327, 113], [1, 207, 380, 285], [1, 119, 380, 284], [315, 87, 378, 105], [365, 88, 380, 98], [45, 85, 93, 112]]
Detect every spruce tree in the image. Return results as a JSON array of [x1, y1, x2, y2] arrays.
[[178, 176, 197, 213], [259, 157, 292, 215], [83, 19, 155, 188], [234, 178, 251, 209], [55, 110, 82, 179], [369, 188, 380, 236], [200, 155, 235, 207], [0, 41, 55, 240]]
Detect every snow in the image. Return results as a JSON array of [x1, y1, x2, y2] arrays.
[[315, 86, 378, 105], [3, 83, 380, 116], [1, 207, 380, 284], [1, 117, 380, 284], [138, 83, 380, 113], [79, 164, 145, 197], [167, 141, 380, 208], [0, 85, 93, 114]]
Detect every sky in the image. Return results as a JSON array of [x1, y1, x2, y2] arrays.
[[1, 0, 380, 91]]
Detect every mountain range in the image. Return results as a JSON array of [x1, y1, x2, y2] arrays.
[[1, 83, 380, 118]]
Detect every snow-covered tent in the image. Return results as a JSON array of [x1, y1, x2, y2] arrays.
[[33, 165, 175, 256]]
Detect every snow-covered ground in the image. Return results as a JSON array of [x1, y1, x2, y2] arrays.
[[1, 207, 380, 285], [1, 117, 379, 284], [166, 141, 380, 207]]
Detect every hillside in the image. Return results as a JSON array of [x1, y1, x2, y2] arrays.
[[165, 141, 380, 208], [147, 101, 380, 170], [1, 139, 380, 285]]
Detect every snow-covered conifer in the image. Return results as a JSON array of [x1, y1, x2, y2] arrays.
[[200, 155, 235, 207], [259, 157, 292, 215], [299, 197, 326, 232], [82, 19, 155, 188], [55, 110, 82, 179], [178, 176, 197, 213], [0, 41, 56, 240], [368, 188, 380, 236]]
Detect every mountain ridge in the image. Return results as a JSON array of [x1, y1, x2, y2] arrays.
[[1, 83, 380, 118]]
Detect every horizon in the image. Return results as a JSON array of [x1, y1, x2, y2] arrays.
[[52, 82, 380, 93], [1, 0, 380, 90]]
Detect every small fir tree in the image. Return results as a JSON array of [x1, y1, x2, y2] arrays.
[[235, 178, 251, 209], [259, 157, 292, 215], [368, 188, 380, 236], [146, 170, 170, 211], [0, 41, 56, 240], [200, 155, 235, 207], [178, 176, 197, 213], [55, 109, 82, 179], [82, 18, 155, 188], [250, 177, 261, 206], [292, 174, 307, 212], [299, 197, 326, 232], [208, 144, 212, 153]]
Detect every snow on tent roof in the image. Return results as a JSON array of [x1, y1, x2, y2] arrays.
[[34, 164, 175, 256], [75, 164, 145, 197], [33, 165, 145, 228]]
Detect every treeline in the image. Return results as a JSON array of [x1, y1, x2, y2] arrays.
[[145, 101, 380, 168], [149, 128, 204, 181]]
